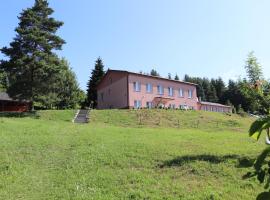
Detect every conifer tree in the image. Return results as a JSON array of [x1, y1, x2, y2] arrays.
[[86, 57, 105, 108], [168, 73, 172, 79], [150, 69, 160, 77], [245, 51, 263, 84], [174, 74, 179, 80], [1, 0, 65, 104]]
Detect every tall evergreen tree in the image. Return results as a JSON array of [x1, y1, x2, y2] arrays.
[[0, 0, 65, 105], [168, 73, 172, 79], [0, 70, 7, 92], [150, 69, 160, 77], [86, 57, 105, 108], [245, 51, 263, 84], [208, 83, 218, 102], [174, 74, 179, 80], [211, 77, 226, 103]]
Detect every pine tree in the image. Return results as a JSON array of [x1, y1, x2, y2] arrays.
[[245, 51, 263, 84], [208, 84, 218, 102], [174, 74, 179, 80], [211, 78, 226, 103], [86, 57, 105, 108], [168, 73, 172, 79], [150, 69, 160, 77], [0, 70, 7, 92], [1, 0, 65, 105]]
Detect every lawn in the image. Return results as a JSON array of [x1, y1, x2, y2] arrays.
[[0, 110, 266, 199]]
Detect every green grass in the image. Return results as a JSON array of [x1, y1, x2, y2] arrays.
[[0, 109, 265, 199]]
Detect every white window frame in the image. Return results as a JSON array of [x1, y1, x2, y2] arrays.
[[133, 82, 141, 92], [179, 88, 184, 97], [146, 83, 153, 93], [168, 87, 174, 96], [134, 100, 142, 109], [146, 101, 153, 109], [188, 89, 193, 99], [157, 85, 164, 95]]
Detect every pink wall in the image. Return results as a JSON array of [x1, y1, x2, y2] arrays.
[[128, 74, 198, 109], [97, 70, 232, 112], [97, 74, 128, 109], [200, 104, 231, 113]]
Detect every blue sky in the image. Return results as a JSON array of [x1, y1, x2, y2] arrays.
[[1, 0, 270, 90]]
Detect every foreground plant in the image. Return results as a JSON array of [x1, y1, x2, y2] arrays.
[[247, 116, 270, 199]]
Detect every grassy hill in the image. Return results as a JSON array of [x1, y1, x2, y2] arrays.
[[0, 110, 265, 199], [91, 109, 253, 132]]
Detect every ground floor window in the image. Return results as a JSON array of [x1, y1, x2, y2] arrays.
[[169, 104, 175, 109], [179, 104, 188, 110], [146, 101, 153, 109], [134, 100, 142, 109]]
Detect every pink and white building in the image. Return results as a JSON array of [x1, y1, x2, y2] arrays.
[[96, 70, 231, 112]]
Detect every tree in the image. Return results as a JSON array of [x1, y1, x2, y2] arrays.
[[150, 69, 160, 77], [1, 0, 65, 106], [174, 74, 179, 81], [86, 57, 105, 108], [211, 78, 226, 103], [208, 83, 218, 103], [56, 59, 82, 109], [168, 73, 172, 79], [245, 51, 263, 84], [0, 70, 7, 92], [246, 114, 270, 198]]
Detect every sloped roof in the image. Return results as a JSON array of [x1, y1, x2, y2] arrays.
[[104, 69, 198, 86], [0, 92, 13, 101], [200, 101, 231, 108]]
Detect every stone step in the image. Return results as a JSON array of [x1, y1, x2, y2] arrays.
[[73, 109, 90, 124]]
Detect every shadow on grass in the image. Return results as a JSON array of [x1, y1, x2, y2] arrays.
[[0, 111, 40, 119], [158, 154, 255, 168]]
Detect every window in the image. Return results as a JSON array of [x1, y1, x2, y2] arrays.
[[168, 87, 174, 96], [133, 82, 141, 92], [179, 88, 184, 97], [169, 104, 175, 109], [146, 83, 153, 93], [188, 90, 193, 98], [180, 104, 188, 110], [146, 101, 153, 109], [134, 100, 142, 109], [157, 85, 164, 95], [101, 93, 104, 102]]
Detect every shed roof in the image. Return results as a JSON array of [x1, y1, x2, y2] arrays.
[[0, 92, 13, 101]]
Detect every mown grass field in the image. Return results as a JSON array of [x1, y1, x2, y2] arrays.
[[0, 110, 266, 199]]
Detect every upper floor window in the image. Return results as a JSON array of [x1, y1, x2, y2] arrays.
[[146, 83, 153, 93], [179, 88, 184, 97], [168, 87, 174, 96], [133, 81, 141, 92], [188, 89, 193, 98], [157, 85, 164, 95]]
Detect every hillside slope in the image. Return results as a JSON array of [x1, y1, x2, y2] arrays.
[[90, 109, 254, 132]]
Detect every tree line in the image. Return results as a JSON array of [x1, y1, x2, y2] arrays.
[[177, 52, 269, 114], [1, 0, 269, 114]]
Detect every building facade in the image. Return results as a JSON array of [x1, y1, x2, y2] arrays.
[[0, 92, 30, 112], [96, 70, 231, 112]]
